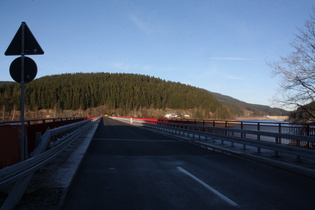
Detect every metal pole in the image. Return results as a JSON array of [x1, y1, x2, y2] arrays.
[[20, 22, 26, 161]]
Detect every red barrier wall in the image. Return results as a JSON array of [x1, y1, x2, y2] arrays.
[[112, 116, 159, 121], [0, 124, 21, 168], [84, 116, 99, 120], [0, 118, 85, 168]]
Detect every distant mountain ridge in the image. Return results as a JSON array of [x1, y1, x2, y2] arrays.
[[209, 91, 288, 118]]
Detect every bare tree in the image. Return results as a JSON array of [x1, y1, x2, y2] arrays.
[[269, 9, 315, 119]]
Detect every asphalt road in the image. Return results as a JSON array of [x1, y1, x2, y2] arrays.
[[61, 117, 315, 210]]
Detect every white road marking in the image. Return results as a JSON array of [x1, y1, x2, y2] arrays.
[[177, 167, 239, 207]]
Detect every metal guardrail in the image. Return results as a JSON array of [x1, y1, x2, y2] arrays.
[[0, 117, 101, 210], [112, 117, 315, 161]]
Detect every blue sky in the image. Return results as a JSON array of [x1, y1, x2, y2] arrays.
[[1, 0, 314, 108]]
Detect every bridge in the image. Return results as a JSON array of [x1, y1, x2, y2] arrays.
[[1, 117, 315, 209]]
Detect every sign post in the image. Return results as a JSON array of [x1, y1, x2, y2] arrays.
[[5, 22, 44, 161], [20, 23, 26, 160]]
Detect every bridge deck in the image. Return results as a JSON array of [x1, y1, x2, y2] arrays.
[[60, 117, 315, 209]]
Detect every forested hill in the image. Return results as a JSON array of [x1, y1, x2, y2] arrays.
[[0, 73, 233, 119]]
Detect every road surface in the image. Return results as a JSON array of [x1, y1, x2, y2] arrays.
[[61, 117, 315, 209]]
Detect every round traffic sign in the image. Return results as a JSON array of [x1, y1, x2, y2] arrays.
[[10, 56, 37, 83]]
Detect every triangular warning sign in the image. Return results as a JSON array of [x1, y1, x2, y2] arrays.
[[5, 22, 44, 56]]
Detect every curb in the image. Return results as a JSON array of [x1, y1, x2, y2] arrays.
[[57, 119, 101, 209]]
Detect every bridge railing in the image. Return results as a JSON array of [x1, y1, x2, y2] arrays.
[[142, 120, 315, 160], [110, 117, 315, 137], [163, 119, 315, 136], [0, 117, 101, 209], [111, 117, 315, 161]]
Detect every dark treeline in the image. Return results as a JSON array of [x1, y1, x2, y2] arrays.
[[0, 73, 232, 119], [288, 101, 315, 122]]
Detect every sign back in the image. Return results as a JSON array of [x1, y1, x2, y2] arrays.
[[5, 22, 44, 55]]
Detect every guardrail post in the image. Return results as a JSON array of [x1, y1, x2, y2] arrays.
[[242, 130, 247, 150], [278, 123, 282, 145], [306, 124, 310, 136], [231, 131, 234, 147], [306, 124, 310, 148], [257, 122, 261, 153], [274, 137, 279, 157], [224, 121, 228, 136], [205, 129, 208, 141]]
